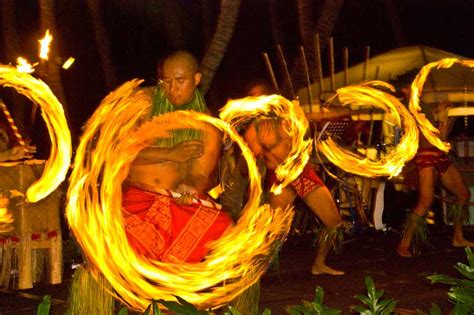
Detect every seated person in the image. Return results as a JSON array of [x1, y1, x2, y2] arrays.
[[121, 51, 232, 263]]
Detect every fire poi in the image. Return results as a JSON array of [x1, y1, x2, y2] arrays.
[[66, 80, 296, 311], [316, 81, 419, 178], [409, 58, 474, 153], [0, 65, 71, 203]]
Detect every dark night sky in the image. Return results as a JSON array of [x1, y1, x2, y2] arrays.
[[1, 0, 474, 150]]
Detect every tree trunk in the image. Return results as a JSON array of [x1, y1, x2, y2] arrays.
[[86, 0, 118, 90], [199, 0, 241, 96], [1, 0, 29, 138], [38, 0, 69, 120], [384, 0, 406, 46], [290, 0, 344, 93]]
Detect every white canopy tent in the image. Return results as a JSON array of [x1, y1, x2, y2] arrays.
[[298, 45, 474, 108]]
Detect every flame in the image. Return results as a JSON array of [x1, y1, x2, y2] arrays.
[[0, 197, 13, 233], [0, 65, 71, 202], [62, 57, 75, 69], [39, 29, 53, 60], [219, 95, 312, 194], [317, 81, 419, 177], [16, 57, 37, 73], [66, 80, 293, 311], [409, 58, 474, 152]]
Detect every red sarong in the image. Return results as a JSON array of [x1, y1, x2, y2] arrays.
[[122, 186, 232, 263], [414, 148, 451, 177], [267, 163, 325, 198]]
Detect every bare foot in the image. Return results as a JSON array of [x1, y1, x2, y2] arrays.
[[396, 245, 412, 258], [311, 264, 345, 276], [453, 239, 474, 248]]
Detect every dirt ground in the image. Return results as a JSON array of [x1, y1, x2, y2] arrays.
[[0, 223, 470, 314]]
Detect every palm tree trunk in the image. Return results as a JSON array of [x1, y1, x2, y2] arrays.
[[1, 0, 29, 138], [86, 0, 118, 90], [199, 0, 241, 96], [39, 0, 70, 121], [290, 0, 344, 93]]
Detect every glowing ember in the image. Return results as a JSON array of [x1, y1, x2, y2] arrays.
[[16, 57, 36, 73], [0, 65, 71, 202], [66, 80, 293, 311], [39, 29, 53, 60], [219, 95, 312, 194], [317, 81, 419, 178], [409, 58, 474, 152], [62, 57, 75, 70]]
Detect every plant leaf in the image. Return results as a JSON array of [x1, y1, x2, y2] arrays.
[[37, 295, 51, 315]]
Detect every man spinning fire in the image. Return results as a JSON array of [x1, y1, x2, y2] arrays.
[[121, 51, 232, 263]]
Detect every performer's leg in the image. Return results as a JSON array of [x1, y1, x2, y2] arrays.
[[302, 186, 344, 275], [397, 167, 436, 257], [440, 165, 474, 247]]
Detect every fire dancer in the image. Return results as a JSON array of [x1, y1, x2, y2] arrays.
[[241, 80, 345, 275], [121, 50, 232, 263], [394, 74, 474, 257]]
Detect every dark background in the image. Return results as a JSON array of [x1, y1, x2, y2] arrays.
[[1, 0, 474, 152]]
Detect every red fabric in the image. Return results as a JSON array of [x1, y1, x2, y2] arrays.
[[122, 186, 232, 263], [267, 163, 325, 198], [414, 148, 451, 177]]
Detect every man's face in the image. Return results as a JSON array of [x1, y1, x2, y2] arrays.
[[162, 59, 201, 107]]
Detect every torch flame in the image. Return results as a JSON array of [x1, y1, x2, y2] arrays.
[[39, 29, 53, 60], [16, 57, 36, 73], [220, 95, 312, 194], [317, 81, 419, 178], [0, 65, 71, 202], [409, 58, 474, 152], [66, 81, 294, 311]]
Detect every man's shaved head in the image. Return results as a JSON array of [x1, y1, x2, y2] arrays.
[[163, 50, 200, 75]]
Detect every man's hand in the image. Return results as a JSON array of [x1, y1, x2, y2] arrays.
[[167, 140, 204, 162]]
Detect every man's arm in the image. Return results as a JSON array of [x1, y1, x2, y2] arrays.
[[133, 140, 203, 165]]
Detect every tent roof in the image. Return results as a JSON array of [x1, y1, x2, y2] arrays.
[[298, 45, 474, 105]]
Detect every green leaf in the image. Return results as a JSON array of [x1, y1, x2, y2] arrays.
[[227, 305, 243, 315], [429, 303, 442, 315], [261, 308, 272, 315], [117, 307, 128, 315], [466, 247, 474, 268], [351, 305, 371, 315], [313, 286, 325, 305], [37, 295, 51, 315], [152, 299, 162, 315]]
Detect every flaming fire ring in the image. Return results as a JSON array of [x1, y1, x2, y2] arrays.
[[317, 81, 419, 178], [0, 65, 71, 202], [66, 80, 294, 311], [219, 95, 312, 195], [409, 58, 474, 153]]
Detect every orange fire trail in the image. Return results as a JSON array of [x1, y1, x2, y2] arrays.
[[317, 81, 419, 178], [66, 80, 293, 311], [219, 95, 312, 194], [409, 58, 474, 152], [0, 65, 71, 202]]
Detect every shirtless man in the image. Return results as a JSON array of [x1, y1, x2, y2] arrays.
[[243, 81, 345, 275], [122, 51, 231, 263], [396, 85, 474, 257]]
